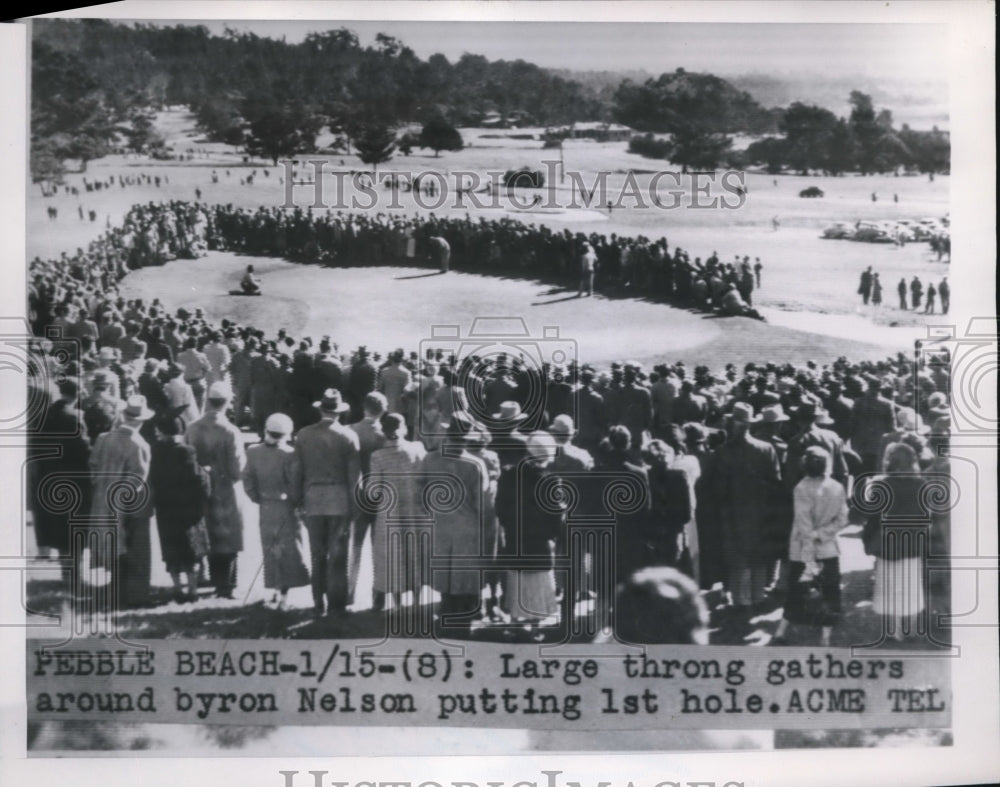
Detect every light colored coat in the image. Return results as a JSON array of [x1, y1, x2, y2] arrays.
[[789, 475, 848, 563], [243, 443, 309, 590], [89, 423, 151, 557], [368, 438, 428, 593], [421, 447, 490, 596]]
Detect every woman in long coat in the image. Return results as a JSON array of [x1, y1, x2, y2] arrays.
[[89, 397, 154, 608], [496, 432, 565, 629], [367, 413, 427, 610], [149, 409, 210, 602], [862, 442, 930, 641], [242, 413, 309, 609], [29, 383, 91, 574], [420, 413, 490, 635]]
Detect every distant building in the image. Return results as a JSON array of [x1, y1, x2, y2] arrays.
[[571, 121, 633, 142]]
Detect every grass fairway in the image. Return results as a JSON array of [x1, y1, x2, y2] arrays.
[[118, 251, 925, 368]]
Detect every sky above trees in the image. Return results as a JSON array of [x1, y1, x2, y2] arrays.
[[172, 20, 948, 83]]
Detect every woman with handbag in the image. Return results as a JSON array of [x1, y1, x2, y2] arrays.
[[861, 442, 929, 641], [772, 446, 847, 646]]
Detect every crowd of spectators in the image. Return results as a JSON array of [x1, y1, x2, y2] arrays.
[[26, 201, 951, 644]]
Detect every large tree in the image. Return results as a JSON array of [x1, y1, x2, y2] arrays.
[[612, 69, 770, 170], [354, 122, 397, 173], [419, 116, 464, 157], [779, 102, 842, 174], [665, 123, 733, 172], [243, 100, 322, 164], [613, 69, 776, 135]]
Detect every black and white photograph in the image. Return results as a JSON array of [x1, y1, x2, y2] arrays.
[[0, 1, 996, 782]]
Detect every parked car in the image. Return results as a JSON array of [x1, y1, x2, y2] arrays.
[[821, 221, 853, 239], [799, 186, 825, 198], [852, 221, 894, 243], [917, 218, 946, 238], [882, 221, 915, 242], [894, 219, 923, 241]]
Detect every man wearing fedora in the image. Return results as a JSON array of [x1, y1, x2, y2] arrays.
[[573, 367, 606, 454], [784, 398, 849, 490], [347, 347, 378, 422], [291, 388, 361, 617], [488, 401, 530, 469], [186, 382, 246, 599], [89, 393, 155, 608], [702, 401, 782, 612]]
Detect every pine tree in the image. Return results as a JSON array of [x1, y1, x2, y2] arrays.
[[354, 122, 397, 173]]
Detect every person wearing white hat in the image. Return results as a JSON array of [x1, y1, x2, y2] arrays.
[[549, 415, 594, 471], [496, 431, 564, 633], [290, 388, 361, 618], [243, 413, 309, 611], [185, 379, 246, 599], [88, 393, 154, 608], [487, 400, 532, 470]]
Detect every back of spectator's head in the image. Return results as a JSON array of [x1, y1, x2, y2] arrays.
[[886, 442, 918, 473], [641, 438, 675, 468], [612, 567, 708, 644], [155, 409, 187, 438], [803, 445, 830, 478], [608, 424, 631, 453], [380, 412, 406, 440], [57, 379, 79, 401], [364, 392, 387, 418]]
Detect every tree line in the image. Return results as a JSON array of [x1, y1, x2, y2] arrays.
[[30, 19, 948, 183], [620, 75, 949, 175], [738, 91, 949, 175]]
